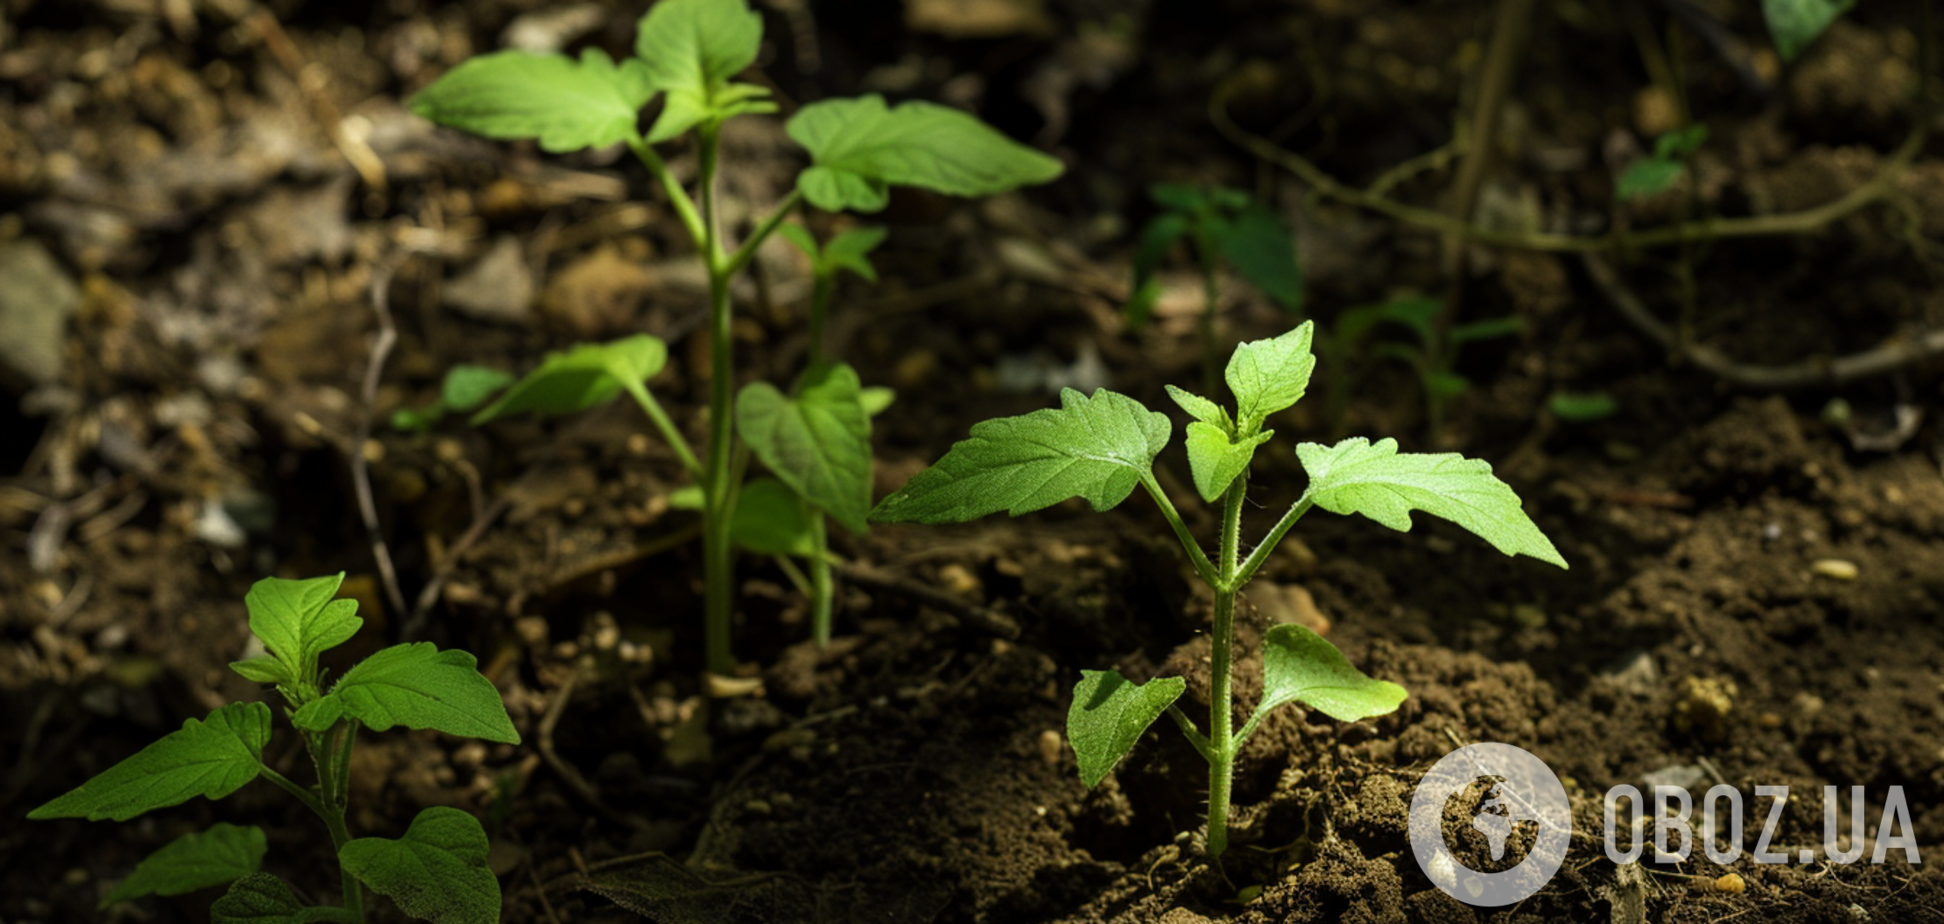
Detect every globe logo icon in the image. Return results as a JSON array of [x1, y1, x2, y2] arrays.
[[1409, 743, 1571, 906]]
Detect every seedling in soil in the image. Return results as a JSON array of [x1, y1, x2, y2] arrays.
[[409, 0, 1061, 674], [29, 573, 519, 923], [1615, 124, 1707, 203], [1319, 295, 1520, 441], [1764, 0, 1853, 62], [1126, 184, 1303, 392], [872, 321, 1566, 858]]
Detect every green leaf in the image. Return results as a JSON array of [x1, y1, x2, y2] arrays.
[[410, 49, 652, 153], [1548, 391, 1620, 422], [1425, 372, 1469, 400], [1654, 124, 1709, 159], [858, 385, 896, 417], [440, 365, 515, 412], [391, 405, 444, 432], [1226, 322, 1317, 430], [471, 334, 667, 424], [228, 655, 294, 688], [1764, 0, 1853, 61], [340, 807, 499, 924], [1148, 183, 1208, 212], [1164, 384, 1229, 431], [776, 222, 819, 260], [1615, 157, 1685, 202], [1376, 297, 1441, 343], [635, 0, 772, 142], [1067, 670, 1186, 788], [1448, 316, 1522, 344], [871, 388, 1169, 524], [102, 824, 267, 907], [1251, 623, 1406, 728], [822, 226, 887, 282], [1184, 421, 1272, 503], [292, 643, 520, 744], [244, 573, 361, 680], [730, 477, 816, 557], [736, 363, 873, 534], [1218, 206, 1302, 313], [212, 874, 358, 924], [788, 94, 1063, 213], [29, 702, 271, 822], [1127, 212, 1190, 327], [1297, 437, 1567, 567]]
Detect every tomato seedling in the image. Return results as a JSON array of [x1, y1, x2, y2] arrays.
[[409, 0, 1061, 674], [872, 321, 1565, 858], [29, 574, 519, 924]]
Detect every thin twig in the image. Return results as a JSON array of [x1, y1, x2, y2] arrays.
[[536, 670, 651, 833], [1582, 253, 1944, 389], [355, 256, 410, 622], [834, 561, 1020, 640], [401, 495, 512, 641], [1442, 0, 1537, 276]]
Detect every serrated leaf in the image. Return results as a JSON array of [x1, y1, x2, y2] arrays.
[[244, 574, 361, 680], [788, 94, 1063, 213], [736, 363, 873, 534], [1226, 322, 1316, 429], [411, 49, 652, 153], [471, 334, 667, 424], [292, 643, 519, 744], [102, 824, 266, 908], [1184, 421, 1272, 503], [1251, 623, 1406, 727], [822, 226, 886, 282], [229, 655, 293, 687], [635, 0, 771, 142], [729, 477, 816, 557], [212, 874, 359, 924], [1764, 0, 1853, 61], [1615, 157, 1685, 202], [1218, 206, 1302, 312], [1164, 384, 1229, 430], [440, 365, 515, 412], [1068, 670, 1186, 788], [29, 702, 271, 822], [871, 388, 1169, 524], [1297, 437, 1567, 567], [340, 807, 498, 924]]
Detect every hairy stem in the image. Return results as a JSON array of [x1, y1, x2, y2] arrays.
[[1231, 496, 1314, 589], [698, 124, 738, 678], [1205, 475, 1246, 859], [305, 728, 364, 921]]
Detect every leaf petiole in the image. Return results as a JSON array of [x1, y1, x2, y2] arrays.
[[627, 133, 707, 247], [1139, 473, 1220, 588]]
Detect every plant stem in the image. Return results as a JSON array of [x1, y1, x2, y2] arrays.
[[722, 189, 806, 278], [1139, 473, 1219, 587], [304, 727, 364, 921], [627, 135, 705, 246], [808, 512, 833, 646], [1204, 475, 1246, 859], [1232, 496, 1313, 589], [696, 124, 738, 678], [623, 381, 702, 478]]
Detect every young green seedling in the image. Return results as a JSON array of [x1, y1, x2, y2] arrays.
[[29, 573, 519, 924], [409, 0, 1061, 674], [1321, 296, 1520, 442], [871, 321, 1565, 858], [1764, 0, 1852, 62], [1126, 183, 1303, 392], [1615, 124, 1707, 203]]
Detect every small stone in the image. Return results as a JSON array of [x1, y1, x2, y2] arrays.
[[938, 563, 982, 597], [1600, 650, 1661, 697], [1038, 729, 1063, 767], [1713, 872, 1746, 894], [1251, 582, 1330, 635], [446, 236, 535, 324], [0, 239, 80, 386], [1812, 559, 1859, 581], [1673, 676, 1737, 743]]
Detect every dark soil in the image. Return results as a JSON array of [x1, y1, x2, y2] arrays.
[[5, 1, 1944, 923]]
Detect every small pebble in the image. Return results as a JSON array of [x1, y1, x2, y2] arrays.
[[1713, 872, 1746, 894], [1812, 559, 1859, 581], [1038, 730, 1063, 767]]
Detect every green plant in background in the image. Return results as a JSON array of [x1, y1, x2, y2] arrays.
[[1126, 184, 1303, 392], [1318, 296, 1520, 441], [390, 364, 517, 432], [871, 321, 1565, 858], [1616, 123, 1707, 203], [29, 574, 519, 923], [1764, 0, 1853, 62], [408, 0, 1062, 675]]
